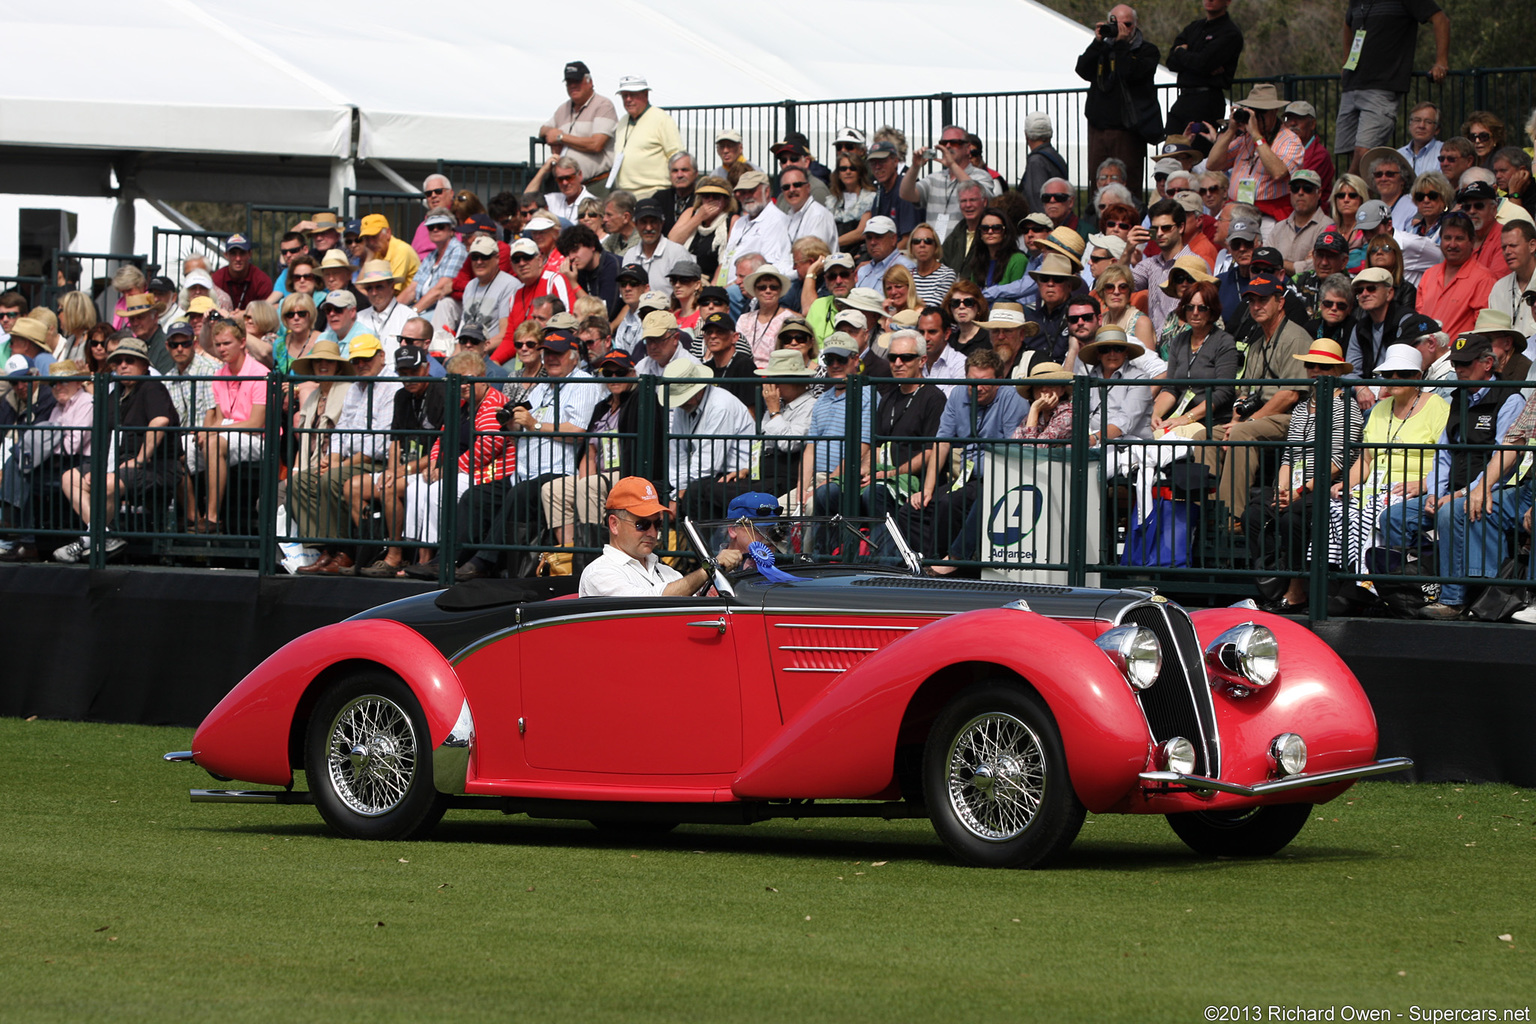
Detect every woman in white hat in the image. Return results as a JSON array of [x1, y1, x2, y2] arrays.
[[1328, 344, 1449, 574], [1245, 338, 1363, 612], [736, 264, 794, 368]]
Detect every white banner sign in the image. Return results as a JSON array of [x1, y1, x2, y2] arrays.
[[980, 445, 1101, 587]]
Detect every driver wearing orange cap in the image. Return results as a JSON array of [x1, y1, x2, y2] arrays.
[[578, 476, 743, 597]]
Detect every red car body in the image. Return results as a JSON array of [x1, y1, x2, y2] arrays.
[[175, 559, 1409, 867]]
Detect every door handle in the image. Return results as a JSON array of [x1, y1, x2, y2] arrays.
[[686, 617, 728, 635]]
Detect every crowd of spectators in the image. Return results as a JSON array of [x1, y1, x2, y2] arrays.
[[5, 2, 1536, 620]]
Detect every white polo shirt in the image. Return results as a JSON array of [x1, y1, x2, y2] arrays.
[[579, 544, 684, 597]]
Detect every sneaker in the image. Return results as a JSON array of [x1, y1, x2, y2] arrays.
[[1510, 602, 1536, 625], [102, 537, 127, 556], [53, 540, 87, 564], [1417, 602, 1463, 620]]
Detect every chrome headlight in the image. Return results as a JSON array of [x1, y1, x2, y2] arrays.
[[1094, 625, 1162, 691], [1160, 737, 1197, 774], [1268, 733, 1307, 777], [1204, 622, 1279, 696]]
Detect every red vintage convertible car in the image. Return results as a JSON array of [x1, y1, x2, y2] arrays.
[[168, 516, 1410, 868]]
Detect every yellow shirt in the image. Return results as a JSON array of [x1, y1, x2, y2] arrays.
[[613, 105, 682, 198], [384, 236, 421, 294]]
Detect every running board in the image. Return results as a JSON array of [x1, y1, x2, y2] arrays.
[[1139, 756, 1414, 797], [191, 789, 315, 804]]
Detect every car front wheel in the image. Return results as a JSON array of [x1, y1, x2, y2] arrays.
[[923, 681, 1086, 868], [304, 671, 446, 840], [1166, 803, 1312, 857]]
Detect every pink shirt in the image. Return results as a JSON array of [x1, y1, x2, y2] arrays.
[[212, 352, 267, 423], [50, 388, 94, 456]]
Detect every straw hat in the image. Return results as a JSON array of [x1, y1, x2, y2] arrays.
[[1028, 361, 1073, 382], [318, 249, 353, 272], [836, 287, 886, 315], [976, 302, 1041, 336], [1159, 252, 1217, 297], [291, 338, 345, 376], [755, 349, 816, 377], [1037, 226, 1086, 269], [121, 293, 165, 319], [658, 358, 714, 408], [1077, 324, 1146, 365], [354, 259, 400, 287], [1029, 252, 1080, 284], [742, 264, 791, 294], [1292, 338, 1354, 373]]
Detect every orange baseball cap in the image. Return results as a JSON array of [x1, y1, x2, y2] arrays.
[[605, 477, 668, 517]]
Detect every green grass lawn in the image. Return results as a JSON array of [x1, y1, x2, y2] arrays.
[[0, 718, 1530, 1023]]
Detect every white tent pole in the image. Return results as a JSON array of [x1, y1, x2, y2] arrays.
[[366, 159, 417, 194]]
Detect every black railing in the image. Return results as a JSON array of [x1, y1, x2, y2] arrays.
[[3, 370, 1532, 622]]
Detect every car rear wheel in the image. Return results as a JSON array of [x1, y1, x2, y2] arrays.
[[923, 681, 1085, 868], [304, 671, 446, 841], [1166, 803, 1312, 857]]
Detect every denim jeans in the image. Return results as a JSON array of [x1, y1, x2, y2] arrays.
[[1378, 488, 1535, 606]]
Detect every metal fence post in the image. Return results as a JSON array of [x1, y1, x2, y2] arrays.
[[783, 100, 797, 140], [1068, 375, 1090, 587], [636, 374, 658, 485], [843, 377, 863, 519], [257, 374, 281, 576], [939, 92, 954, 129], [85, 372, 112, 570], [1309, 379, 1335, 619], [438, 374, 461, 586]]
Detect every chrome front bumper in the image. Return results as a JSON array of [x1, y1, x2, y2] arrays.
[[1139, 756, 1414, 797]]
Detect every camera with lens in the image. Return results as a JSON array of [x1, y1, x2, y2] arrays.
[[1232, 393, 1264, 421], [494, 401, 532, 430], [1098, 14, 1116, 39], [1232, 107, 1251, 126]]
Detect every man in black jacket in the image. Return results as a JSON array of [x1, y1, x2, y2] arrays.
[[1075, 4, 1161, 193], [1165, 0, 1245, 134]]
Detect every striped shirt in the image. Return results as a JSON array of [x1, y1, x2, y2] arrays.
[[1225, 128, 1306, 203]]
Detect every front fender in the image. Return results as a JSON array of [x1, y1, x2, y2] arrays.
[[733, 608, 1151, 810], [1188, 608, 1380, 787], [191, 619, 465, 786]]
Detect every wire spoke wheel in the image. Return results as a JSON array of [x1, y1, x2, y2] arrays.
[[946, 712, 1046, 841], [304, 671, 446, 840], [924, 681, 1084, 868], [326, 695, 419, 816]]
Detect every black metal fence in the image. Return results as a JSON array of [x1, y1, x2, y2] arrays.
[[3, 369, 1532, 621], [519, 67, 1536, 198], [438, 160, 536, 201]]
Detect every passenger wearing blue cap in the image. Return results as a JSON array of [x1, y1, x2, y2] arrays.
[[723, 492, 786, 571]]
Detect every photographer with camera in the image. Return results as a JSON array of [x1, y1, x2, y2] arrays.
[[1074, 5, 1161, 200], [1205, 83, 1305, 232]]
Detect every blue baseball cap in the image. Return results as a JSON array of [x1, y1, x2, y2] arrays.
[[726, 492, 782, 521]]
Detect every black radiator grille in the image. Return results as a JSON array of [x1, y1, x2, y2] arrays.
[[1122, 604, 1215, 776]]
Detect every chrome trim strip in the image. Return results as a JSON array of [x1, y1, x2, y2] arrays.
[[777, 645, 880, 653], [163, 751, 194, 762], [771, 622, 920, 631], [432, 699, 475, 795], [780, 667, 846, 673], [1138, 757, 1414, 796], [191, 789, 316, 804]]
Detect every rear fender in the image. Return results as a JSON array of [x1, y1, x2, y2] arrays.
[[191, 620, 465, 786], [733, 608, 1151, 810]]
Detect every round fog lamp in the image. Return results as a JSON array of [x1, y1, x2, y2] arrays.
[[1160, 736, 1197, 774], [1269, 733, 1307, 777], [1094, 625, 1163, 690]]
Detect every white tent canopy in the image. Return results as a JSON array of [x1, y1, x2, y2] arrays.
[[2, 0, 1124, 167]]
